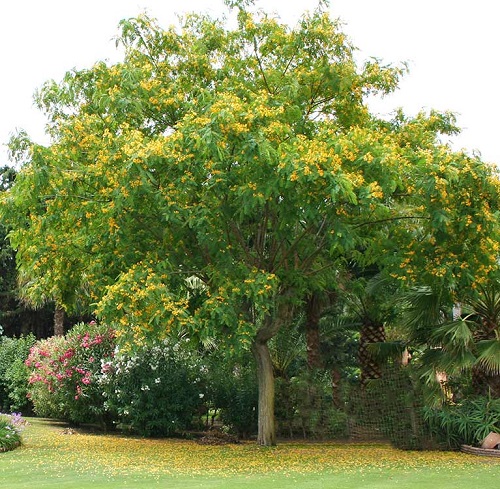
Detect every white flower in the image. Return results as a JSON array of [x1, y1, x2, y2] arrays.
[[155, 378, 161, 384], [199, 393, 205, 399]]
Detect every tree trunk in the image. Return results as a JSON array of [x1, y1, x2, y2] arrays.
[[488, 375, 500, 398], [330, 368, 342, 408], [305, 293, 324, 370], [472, 366, 500, 398], [252, 297, 294, 446], [54, 305, 65, 336], [359, 319, 386, 387], [252, 339, 276, 446]]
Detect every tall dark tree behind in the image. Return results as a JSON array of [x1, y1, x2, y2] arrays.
[[0, 166, 56, 338]]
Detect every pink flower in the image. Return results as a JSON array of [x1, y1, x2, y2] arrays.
[[101, 362, 113, 374]]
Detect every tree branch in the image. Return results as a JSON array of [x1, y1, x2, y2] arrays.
[[353, 215, 429, 229], [253, 36, 272, 94]]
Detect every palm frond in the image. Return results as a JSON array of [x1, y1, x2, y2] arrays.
[[439, 348, 477, 373], [431, 319, 475, 349], [475, 340, 500, 375], [366, 340, 406, 363], [419, 348, 446, 371], [364, 272, 396, 297], [269, 327, 305, 377], [319, 313, 360, 338], [401, 287, 446, 341], [199, 336, 219, 352], [420, 345, 475, 374], [466, 283, 500, 325]]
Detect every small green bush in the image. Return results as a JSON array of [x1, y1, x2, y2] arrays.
[[0, 413, 27, 452], [217, 369, 258, 438], [202, 352, 258, 438], [4, 357, 33, 412], [0, 334, 36, 412]]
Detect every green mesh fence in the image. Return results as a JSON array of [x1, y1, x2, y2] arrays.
[[346, 365, 427, 449], [274, 366, 428, 448]]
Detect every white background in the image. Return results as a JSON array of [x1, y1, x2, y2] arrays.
[[1, 0, 498, 165]]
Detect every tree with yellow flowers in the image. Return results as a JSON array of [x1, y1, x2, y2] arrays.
[[3, 1, 500, 445]]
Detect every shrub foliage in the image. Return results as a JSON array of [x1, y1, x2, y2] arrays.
[[0, 334, 36, 413], [100, 339, 202, 436], [26, 322, 115, 425], [0, 412, 27, 452], [424, 396, 500, 449]]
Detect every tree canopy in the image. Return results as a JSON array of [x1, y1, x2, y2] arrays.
[[2, 2, 500, 444]]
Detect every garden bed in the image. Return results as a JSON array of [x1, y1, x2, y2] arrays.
[[461, 445, 500, 458]]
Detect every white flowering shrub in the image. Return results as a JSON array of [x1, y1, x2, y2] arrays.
[[100, 338, 203, 436]]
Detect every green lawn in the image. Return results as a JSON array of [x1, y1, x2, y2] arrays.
[[1, 418, 498, 488]]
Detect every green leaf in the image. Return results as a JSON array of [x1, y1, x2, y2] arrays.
[[476, 340, 500, 375]]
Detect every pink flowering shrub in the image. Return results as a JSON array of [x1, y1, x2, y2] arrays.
[[26, 322, 115, 426]]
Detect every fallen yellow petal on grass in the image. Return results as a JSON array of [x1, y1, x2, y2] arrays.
[[10, 419, 500, 480]]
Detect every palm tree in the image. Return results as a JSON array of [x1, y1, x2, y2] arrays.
[[404, 282, 500, 400], [459, 284, 500, 397], [342, 273, 402, 387]]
